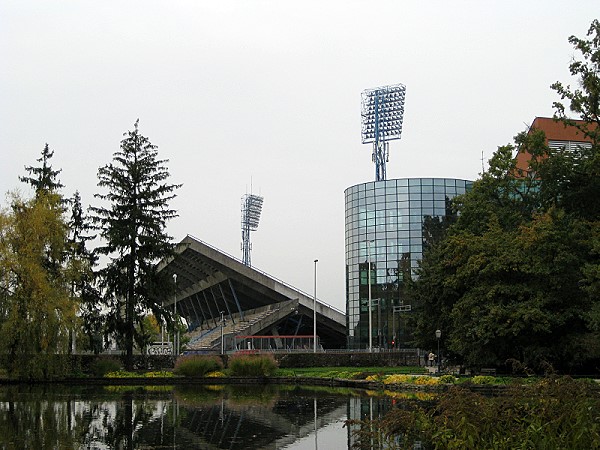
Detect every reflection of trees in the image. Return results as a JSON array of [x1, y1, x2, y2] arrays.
[[0, 386, 93, 448], [0, 384, 354, 449], [0, 386, 172, 449]]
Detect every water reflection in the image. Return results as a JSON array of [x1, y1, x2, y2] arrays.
[[0, 384, 394, 449]]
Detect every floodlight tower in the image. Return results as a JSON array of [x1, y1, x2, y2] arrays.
[[361, 83, 406, 181], [241, 193, 264, 266]]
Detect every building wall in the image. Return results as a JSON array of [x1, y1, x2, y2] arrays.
[[344, 178, 472, 349], [516, 117, 595, 172]]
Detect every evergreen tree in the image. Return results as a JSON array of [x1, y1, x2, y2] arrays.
[[66, 191, 99, 353], [19, 143, 64, 197], [90, 120, 180, 369]]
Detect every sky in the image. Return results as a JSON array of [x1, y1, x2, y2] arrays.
[[1, 1, 597, 312]]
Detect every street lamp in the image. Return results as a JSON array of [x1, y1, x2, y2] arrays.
[[366, 240, 374, 352], [313, 259, 318, 353], [435, 329, 441, 374], [220, 311, 226, 355], [172, 273, 178, 356]]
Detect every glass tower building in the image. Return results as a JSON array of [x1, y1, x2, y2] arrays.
[[344, 178, 473, 349]]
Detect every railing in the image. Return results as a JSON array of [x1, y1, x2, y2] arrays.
[[186, 234, 345, 315]]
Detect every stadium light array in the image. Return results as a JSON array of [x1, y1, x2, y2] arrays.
[[241, 194, 264, 266], [361, 83, 406, 181]]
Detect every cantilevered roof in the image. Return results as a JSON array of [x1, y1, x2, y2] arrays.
[[158, 235, 346, 348]]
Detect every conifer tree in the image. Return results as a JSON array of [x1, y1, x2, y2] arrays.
[[91, 120, 180, 368], [19, 143, 64, 197], [66, 190, 98, 353]]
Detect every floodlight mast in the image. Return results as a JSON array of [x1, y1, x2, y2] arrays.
[[361, 83, 406, 181], [241, 194, 264, 266]]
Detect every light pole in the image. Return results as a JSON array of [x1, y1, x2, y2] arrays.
[[435, 329, 441, 374], [313, 259, 318, 353], [220, 311, 225, 355], [366, 240, 374, 352], [172, 273, 178, 356]]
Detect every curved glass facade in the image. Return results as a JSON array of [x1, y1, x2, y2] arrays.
[[344, 178, 473, 349]]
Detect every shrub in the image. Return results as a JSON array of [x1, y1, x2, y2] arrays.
[[144, 371, 174, 378], [105, 370, 137, 378], [206, 371, 226, 378], [414, 376, 440, 385], [439, 374, 458, 384], [90, 358, 122, 377], [472, 375, 496, 385], [383, 374, 414, 385], [174, 355, 223, 377], [228, 354, 278, 377]]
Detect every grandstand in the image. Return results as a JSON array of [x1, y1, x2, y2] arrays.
[[158, 235, 346, 352]]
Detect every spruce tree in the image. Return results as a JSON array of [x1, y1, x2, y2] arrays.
[[91, 120, 180, 368], [67, 190, 98, 353], [19, 143, 64, 197]]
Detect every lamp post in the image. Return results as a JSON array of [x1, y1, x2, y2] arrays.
[[172, 273, 178, 356], [313, 259, 318, 353], [220, 311, 225, 355], [366, 240, 374, 352], [435, 329, 441, 374]]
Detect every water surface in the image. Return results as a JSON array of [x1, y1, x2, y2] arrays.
[[0, 383, 396, 449]]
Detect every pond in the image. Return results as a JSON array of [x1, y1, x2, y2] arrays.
[[0, 383, 401, 449]]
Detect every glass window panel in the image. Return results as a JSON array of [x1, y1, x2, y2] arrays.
[[421, 178, 433, 185], [433, 178, 445, 186], [397, 193, 408, 202], [456, 180, 466, 189], [409, 192, 421, 201], [433, 192, 446, 201], [397, 179, 408, 187], [445, 179, 455, 187], [421, 185, 433, 194], [409, 222, 422, 231], [408, 179, 421, 187]]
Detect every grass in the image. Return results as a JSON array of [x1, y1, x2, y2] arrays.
[[275, 365, 426, 379]]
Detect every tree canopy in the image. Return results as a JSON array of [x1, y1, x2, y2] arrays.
[[411, 20, 600, 372], [90, 120, 180, 369]]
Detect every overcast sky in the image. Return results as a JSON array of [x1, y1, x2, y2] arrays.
[[1, 1, 597, 311]]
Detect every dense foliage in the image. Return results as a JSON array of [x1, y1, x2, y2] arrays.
[[90, 120, 180, 369], [348, 377, 600, 449], [0, 145, 80, 379], [411, 20, 600, 372], [228, 354, 279, 377], [174, 355, 224, 377]]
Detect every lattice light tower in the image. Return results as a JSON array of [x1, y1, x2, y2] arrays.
[[241, 194, 263, 266], [361, 83, 406, 181]]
